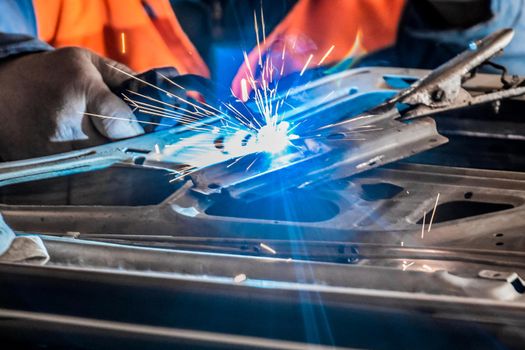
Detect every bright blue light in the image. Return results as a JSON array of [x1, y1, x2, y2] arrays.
[[255, 122, 292, 154]]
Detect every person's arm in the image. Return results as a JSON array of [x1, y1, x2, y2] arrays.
[[231, 0, 405, 101], [0, 1, 146, 161], [0, 46, 145, 161]]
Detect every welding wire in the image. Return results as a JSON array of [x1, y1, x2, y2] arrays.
[[318, 45, 335, 66], [82, 112, 172, 127], [300, 54, 314, 77], [427, 193, 441, 232], [260, 243, 277, 254]]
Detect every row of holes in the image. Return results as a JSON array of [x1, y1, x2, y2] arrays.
[[494, 232, 504, 246]]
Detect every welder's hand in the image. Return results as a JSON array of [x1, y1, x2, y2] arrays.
[[231, 0, 405, 101], [0, 47, 144, 161]]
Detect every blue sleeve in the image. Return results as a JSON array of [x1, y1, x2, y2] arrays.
[[0, 33, 53, 60], [0, 0, 53, 60], [359, 0, 525, 76]]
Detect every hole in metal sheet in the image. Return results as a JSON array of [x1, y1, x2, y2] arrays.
[[382, 75, 418, 89], [327, 133, 345, 140], [496, 242, 504, 246], [0, 166, 182, 206], [214, 136, 225, 149], [205, 190, 339, 222], [360, 183, 404, 201], [464, 192, 473, 199], [416, 201, 513, 224], [511, 278, 525, 294], [133, 156, 146, 165], [494, 233, 504, 237]]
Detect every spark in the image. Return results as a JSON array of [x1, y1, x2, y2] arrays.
[[103, 2, 318, 183], [320, 90, 335, 104], [246, 156, 259, 171], [422, 264, 433, 272], [157, 72, 185, 90], [300, 54, 314, 76], [427, 193, 441, 232], [260, 243, 277, 255], [240, 78, 249, 102], [318, 45, 335, 66], [421, 210, 426, 239], [234, 273, 247, 283], [254, 11, 262, 67], [83, 112, 171, 127], [402, 260, 414, 271], [120, 32, 126, 54]]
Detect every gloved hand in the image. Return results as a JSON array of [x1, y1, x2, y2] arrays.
[[231, 0, 405, 101], [0, 47, 144, 161], [0, 214, 49, 265]]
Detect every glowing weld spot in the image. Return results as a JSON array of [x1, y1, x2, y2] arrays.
[[234, 273, 247, 283], [255, 121, 293, 154]]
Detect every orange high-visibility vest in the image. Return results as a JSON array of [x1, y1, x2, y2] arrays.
[[33, 0, 209, 76], [33, 0, 405, 76], [272, 0, 406, 65]]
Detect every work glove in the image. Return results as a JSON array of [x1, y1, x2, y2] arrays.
[[0, 47, 144, 161], [0, 215, 49, 265], [231, 0, 405, 101]]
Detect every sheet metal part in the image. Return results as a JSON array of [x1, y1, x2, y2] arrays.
[[191, 28, 525, 197], [0, 29, 522, 194], [0, 30, 524, 246], [1, 29, 525, 349]]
